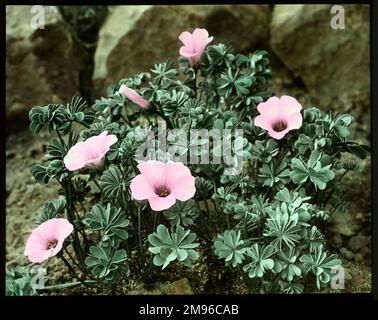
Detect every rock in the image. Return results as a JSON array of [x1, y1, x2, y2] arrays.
[[160, 278, 193, 295], [330, 210, 360, 237], [270, 4, 370, 108], [330, 233, 343, 249], [6, 6, 80, 128], [127, 278, 193, 295], [354, 253, 364, 264], [348, 235, 370, 253], [93, 5, 271, 93], [127, 287, 161, 295], [339, 247, 354, 261]]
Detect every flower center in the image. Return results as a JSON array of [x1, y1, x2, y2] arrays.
[[155, 186, 170, 198], [273, 120, 287, 132], [47, 239, 58, 250]]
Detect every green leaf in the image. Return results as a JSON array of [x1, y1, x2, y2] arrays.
[[100, 166, 130, 203], [36, 198, 66, 224], [214, 230, 246, 267], [85, 243, 128, 282], [163, 200, 198, 227], [6, 266, 39, 296], [84, 203, 130, 246], [148, 225, 199, 270], [243, 244, 275, 278], [31, 164, 50, 184], [264, 203, 302, 250], [300, 247, 342, 289], [289, 151, 335, 190]]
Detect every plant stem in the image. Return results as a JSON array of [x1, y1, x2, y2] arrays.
[[323, 169, 350, 208], [64, 177, 86, 269], [56, 129, 65, 146], [137, 208, 146, 268], [204, 199, 211, 217], [39, 280, 97, 291], [93, 179, 102, 192], [226, 214, 230, 229], [59, 253, 78, 280], [154, 109, 174, 129], [64, 246, 86, 275], [193, 67, 198, 99]]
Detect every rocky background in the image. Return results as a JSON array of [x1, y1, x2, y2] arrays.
[[6, 4, 371, 293]]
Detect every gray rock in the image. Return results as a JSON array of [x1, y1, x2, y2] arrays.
[[93, 5, 271, 93], [160, 278, 193, 295], [127, 278, 193, 295], [270, 4, 370, 108], [330, 209, 360, 237], [348, 235, 370, 253], [6, 6, 80, 124], [330, 233, 343, 249], [339, 247, 354, 261]]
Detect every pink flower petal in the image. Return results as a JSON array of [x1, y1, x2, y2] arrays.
[[164, 161, 192, 186], [24, 218, 73, 263], [287, 112, 303, 130], [119, 84, 149, 109], [268, 128, 290, 140], [25, 248, 52, 264], [256, 96, 280, 116], [130, 174, 156, 200], [255, 95, 303, 139], [171, 175, 196, 201], [137, 161, 166, 187], [179, 46, 197, 58], [55, 218, 74, 240], [280, 95, 302, 115], [64, 132, 117, 171], [178, 28, 213, 66], [254, 114, 273, 131], [178, 31, 193, 47], [148, 194, 176, 211]]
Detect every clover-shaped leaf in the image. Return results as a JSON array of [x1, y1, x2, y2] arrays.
[[163, 200, 198, 227], [289, 150, 335, 190], [36, 198, 66, 225], [300, 247, 341, 289], [100, 166, 130, 202], [214, 230, 246, 267], [264, 203, 302, 250], [273, 248, 302, 282], [85, 243, 128, 281], [84, 203, 130, 245], [148, 224, 199, 270], [243, 244, 275, 278]]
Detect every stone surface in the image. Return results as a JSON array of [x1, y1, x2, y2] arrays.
[[93, 5, 271, 94], [348, 235, 370, 253], [330, 210, 360, 237], [160, 278, 193, 295], [6, 6, 80, 127], [127, 278, 193, 295], [270, 4, 370, 109], [330, 233, 343, 249], [339, 247, 354, 261]]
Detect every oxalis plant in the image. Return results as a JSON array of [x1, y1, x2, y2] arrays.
[[6, 28, 370, 295]]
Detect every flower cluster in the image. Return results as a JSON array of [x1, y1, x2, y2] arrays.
[[11, 27, 369, 295]]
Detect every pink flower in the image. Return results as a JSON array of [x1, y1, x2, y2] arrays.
[[179, 28, 214, 66], [130, 161, 196, 211], [24, 218, 74, 263], [254, 96, 303, 140], [119, 84, 149, 109], [63, 131, 118, 171]]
